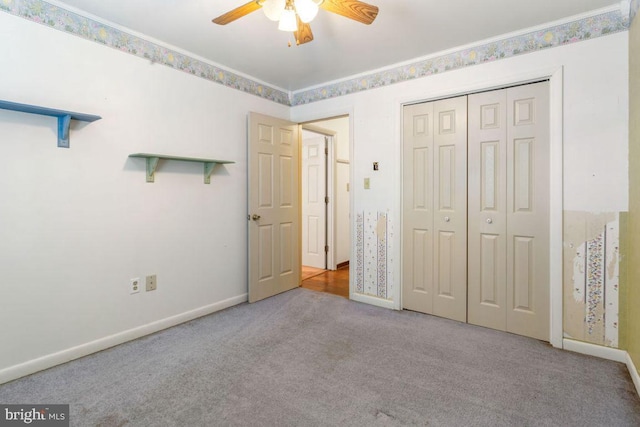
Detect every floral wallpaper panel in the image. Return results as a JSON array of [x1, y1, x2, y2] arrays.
[[355, 211, 393, 300], [564, 211, 620, 348]]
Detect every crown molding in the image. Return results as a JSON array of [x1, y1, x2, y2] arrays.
[[292, 6, 629, 105], [1, 1, 632, 107], [631, 0, 640, 22], [1, 0, 291, 105]]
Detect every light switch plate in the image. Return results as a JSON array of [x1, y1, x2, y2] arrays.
[[146, 274, 157, 292]]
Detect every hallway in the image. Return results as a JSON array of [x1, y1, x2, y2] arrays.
[[300, 265, 349, 298]]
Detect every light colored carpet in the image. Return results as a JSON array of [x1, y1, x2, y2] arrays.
[[1, 288, 639, 426]]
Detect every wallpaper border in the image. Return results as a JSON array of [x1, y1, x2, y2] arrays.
[[1, 0, 291, 106], [1, 1, 633, 107], [292, 8, 630, 105]]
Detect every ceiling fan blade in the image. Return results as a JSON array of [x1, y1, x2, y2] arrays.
[[319, 0, 379, 25], [212, 1, 262, 25], [294, 16, 314, 45]]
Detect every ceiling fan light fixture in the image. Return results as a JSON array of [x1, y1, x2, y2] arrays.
[[212, 0, 378, 45], [278, 8, 297, 31], [262, 0, 286, 21], [294, 0, 319, 23]]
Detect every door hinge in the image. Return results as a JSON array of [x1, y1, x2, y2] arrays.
[[325, 147, 328, 155], [324, 245, 329, 253], [325, 196, 329, 204]]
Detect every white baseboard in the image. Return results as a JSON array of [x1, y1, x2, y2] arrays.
[[3, 297, 639, 399], [0, 293, 248, 385], [558, 339, 640, 398], [562, 338, 628, 363], [626, 352, 640, 397], [350, 292, 396, 310]]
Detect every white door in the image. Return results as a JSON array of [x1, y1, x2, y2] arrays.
[[402, 101, 435, 314], [432, 96, 468, 322], [467, 81, 550, 341], [402, 96, 468, 322], [505, 82, 550, 341], [248, 112, 300, 303], [468, 89, 508, 331], [302, 135, 327, 269]]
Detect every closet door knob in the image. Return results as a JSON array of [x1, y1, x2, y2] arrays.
[[486, 218, 493, 224], [444, 216, 450, 222], [252, 214, 261, 221]]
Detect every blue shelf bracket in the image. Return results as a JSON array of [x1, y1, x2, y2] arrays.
[[145, 156, 160, 183], [57, 114, 72, 148], [204, 162, 218, 184], [0, 100, 101, 148]]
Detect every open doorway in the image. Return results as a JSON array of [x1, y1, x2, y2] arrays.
[[300, 116, 350, 298]]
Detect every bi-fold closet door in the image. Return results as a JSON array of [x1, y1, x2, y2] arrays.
[[402, 81, 550, 341], [468, 82, 550, 341], [402, 96, 468, 323]]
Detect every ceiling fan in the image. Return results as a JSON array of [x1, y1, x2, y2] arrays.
[[212, 0, 379, 46]]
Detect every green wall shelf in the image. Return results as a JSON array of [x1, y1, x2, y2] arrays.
[[0, 100, 101, 148], [129, 153, 234, 184]]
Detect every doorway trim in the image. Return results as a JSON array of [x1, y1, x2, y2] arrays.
[[302, 124, 336, 270], [295, 110, 355, 298], [398, 66, 564, 348]]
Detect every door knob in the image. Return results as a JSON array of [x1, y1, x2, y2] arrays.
[[444, 216, 450, 222], [486, 218, 493, 224], [252, 214, 261, 221]]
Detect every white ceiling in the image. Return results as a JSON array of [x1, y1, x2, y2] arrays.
[[53, 0, 619, 91]]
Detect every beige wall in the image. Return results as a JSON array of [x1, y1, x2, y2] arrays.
[[626, 12, 640, 369], [0, 12, 290, 381]]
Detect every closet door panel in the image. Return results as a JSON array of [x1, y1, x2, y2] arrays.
[[506, 81, 550, 341], [432, 96, 467, 322], [402, 102, 434, 314], [468, 89, 508, 331]]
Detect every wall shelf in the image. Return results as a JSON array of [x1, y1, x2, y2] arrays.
[[129, 153, 234, 184], [0, 100, 101, 148]]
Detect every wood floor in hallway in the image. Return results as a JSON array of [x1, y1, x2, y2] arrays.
[[300, 265, 349, 298]]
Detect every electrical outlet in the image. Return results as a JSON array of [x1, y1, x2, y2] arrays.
[[130, 278, 140, 294], [146, 274, 157, 292]]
